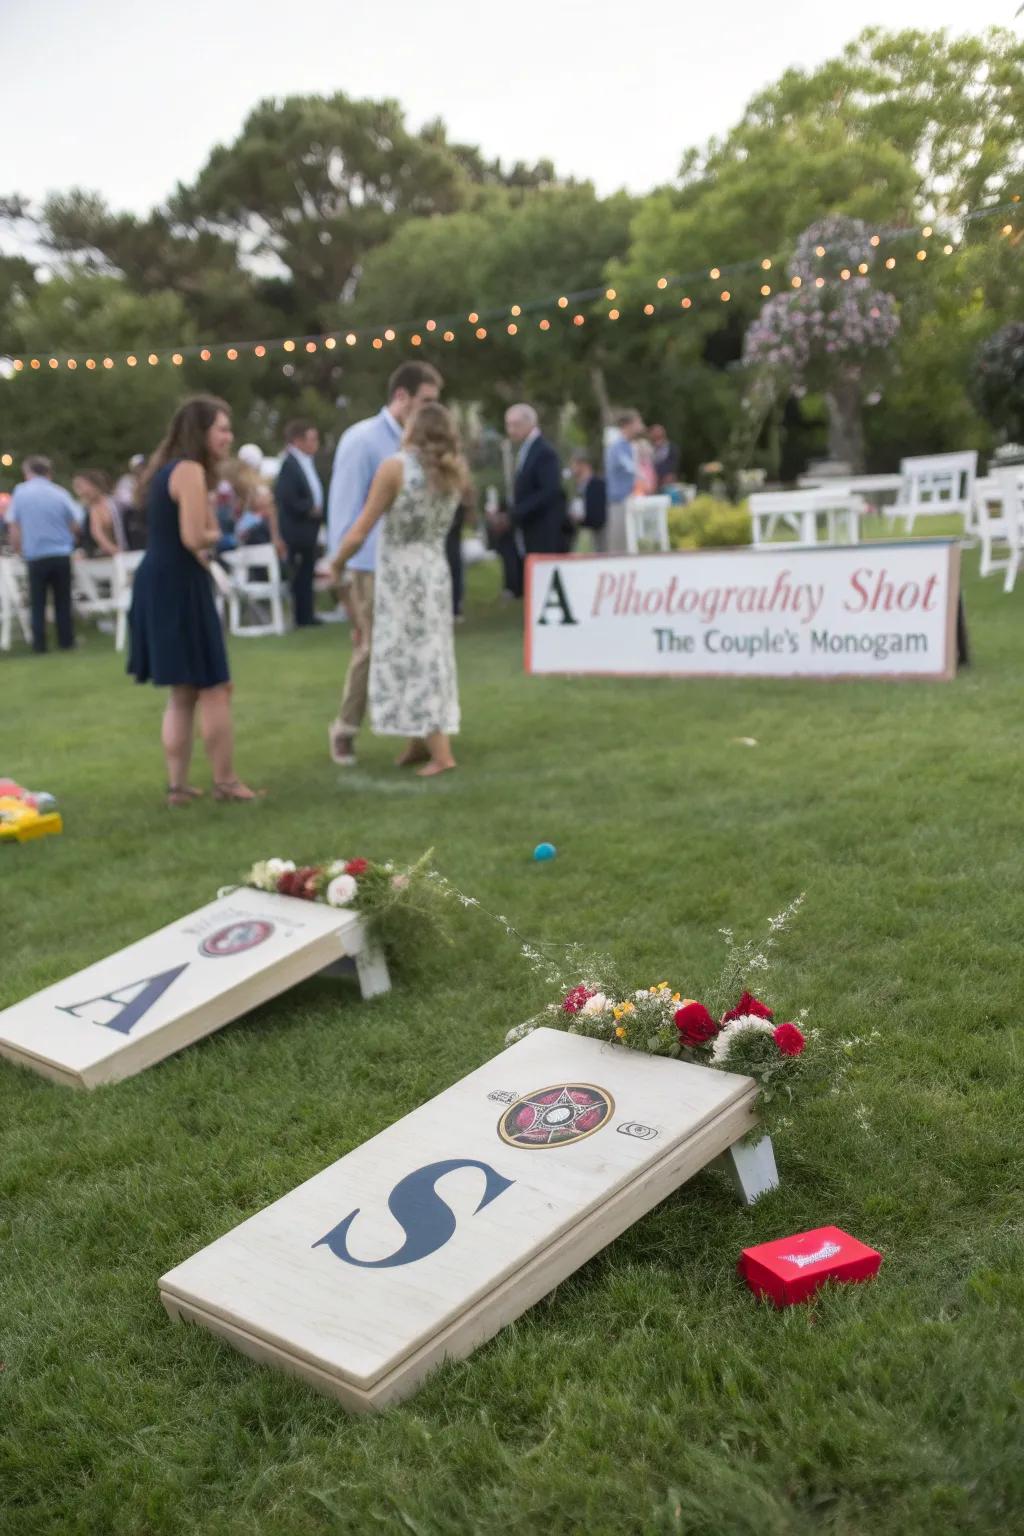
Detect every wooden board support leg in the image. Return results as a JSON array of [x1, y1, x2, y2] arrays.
[[716, 1134, 779, 1205], [318, 945, 391, 1000], [354, 944, 390, 1000]]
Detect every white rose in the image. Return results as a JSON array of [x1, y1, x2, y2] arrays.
[[711, 1015, 775, 1063], [325, 873, 358, 908], [581, 992, 610, 1016], [326, 860, 350, 878], [266, 858, 295, 877], [250, 858, 292, 891]]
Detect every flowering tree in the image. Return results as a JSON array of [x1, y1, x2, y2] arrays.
[[743, 216, 900, 470], [970, 322, 1024, 444]]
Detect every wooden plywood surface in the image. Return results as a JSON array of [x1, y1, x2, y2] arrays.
[[0, 890, 361, 1088], [161, 1028, 757, 1400]]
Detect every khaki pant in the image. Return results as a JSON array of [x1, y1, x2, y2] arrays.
[[334, 571, 375, 734], [605, 500, 628, 554]]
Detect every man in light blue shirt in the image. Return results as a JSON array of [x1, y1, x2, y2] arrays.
[[7, 456, 85, 653], [326, 360, 442, 766], [603, 408, 646, 553]]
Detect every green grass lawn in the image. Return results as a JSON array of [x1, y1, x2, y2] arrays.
[[1, 547, 1022, 1536]]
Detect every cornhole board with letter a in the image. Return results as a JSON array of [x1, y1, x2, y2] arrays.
[[0, 889, 389, 1089], [159, 1026, 778, 1412]]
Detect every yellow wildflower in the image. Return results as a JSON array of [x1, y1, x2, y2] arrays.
[[615, 1025, 626, 1038]]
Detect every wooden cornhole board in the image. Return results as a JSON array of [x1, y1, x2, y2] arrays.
[[0, 889, 389, 1090], [160, 1026, 778, 1412]]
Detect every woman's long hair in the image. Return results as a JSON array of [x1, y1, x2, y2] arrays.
[[140, 395, 231, 501], [403, 402, 469, 497], [72, 469, 111, 498]]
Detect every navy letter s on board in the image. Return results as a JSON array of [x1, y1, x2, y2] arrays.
[[313, 1158, 515, 1269]]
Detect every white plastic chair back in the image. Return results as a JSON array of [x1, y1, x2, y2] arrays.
[[0, 555, 32, 650], [222, 545, 287, 637], [896, 451, 978, 534], [113, 550, 146, 651], [990, 467, 1024, 593], [624, 496, 670, 554], [73, 557, 118, 621]]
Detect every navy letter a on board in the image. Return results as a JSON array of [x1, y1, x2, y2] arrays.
[[313, 1158, 515, 1269], [57, 965, 189, 1036]]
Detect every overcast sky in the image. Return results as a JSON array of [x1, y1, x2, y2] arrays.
[[2, 0, 1017, 212]]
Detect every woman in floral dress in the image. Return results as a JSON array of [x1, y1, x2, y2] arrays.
[[331, 402, 467, 777]]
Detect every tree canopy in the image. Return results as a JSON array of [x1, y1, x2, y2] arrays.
[[1, 28, 1022, 485]]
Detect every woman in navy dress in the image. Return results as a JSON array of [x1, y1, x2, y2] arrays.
[[129, 396, 261, 806]]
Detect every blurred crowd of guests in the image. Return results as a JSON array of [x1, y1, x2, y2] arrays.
[[1, 393, 682, 647]]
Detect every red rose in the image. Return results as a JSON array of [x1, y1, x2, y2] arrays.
[[773, 1022, 805, 1056], [563, 984, 596, 1016], [674, 1001, 718, 1046], [345, 858, 369, 876], [722, 991, 774, 1024], [279, 866, 320, 899]]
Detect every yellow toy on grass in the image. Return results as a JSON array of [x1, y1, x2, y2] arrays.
[[0, 779, 63, 843]]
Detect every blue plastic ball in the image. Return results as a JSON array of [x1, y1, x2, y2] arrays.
[[533, 842, 557, 862]]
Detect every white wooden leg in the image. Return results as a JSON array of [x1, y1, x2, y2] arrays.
[[318, 944, 391, 1000], [354, 943, 391, 1000], [716, 1134, 779, 1205]]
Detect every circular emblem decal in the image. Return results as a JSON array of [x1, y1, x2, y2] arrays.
[[498, 1083, 614, 1149], [200, 920, 274, 958]]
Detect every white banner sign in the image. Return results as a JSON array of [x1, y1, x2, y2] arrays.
[[525, 540, 960, 681]]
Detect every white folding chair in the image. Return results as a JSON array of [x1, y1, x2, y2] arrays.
[[0, 555, 32, 651], [987, 467, 1024, 593], [624, 495, 671, 553], [891, 452, 978, 536], [72, 557, 119, 631], [222, 545, 288, 637], [973, 478, 1006, 579], [113, 550, 146, 651]]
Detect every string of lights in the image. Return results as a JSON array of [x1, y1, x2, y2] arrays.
[[2, 198, 1018, 380]]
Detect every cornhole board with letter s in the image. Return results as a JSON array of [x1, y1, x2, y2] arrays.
[[0, 889, 389, 1089], [160, 1026, 777, 1412]]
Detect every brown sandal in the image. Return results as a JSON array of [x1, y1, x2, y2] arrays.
[[212, 780, 265, 802], [166, 785, 204, 808]]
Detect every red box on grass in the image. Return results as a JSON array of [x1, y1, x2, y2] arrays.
[[739, 1226, 882, 1307]]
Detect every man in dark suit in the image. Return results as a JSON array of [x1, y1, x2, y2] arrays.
[[274, 419, 324, 627], [501, 404, 567, 594]]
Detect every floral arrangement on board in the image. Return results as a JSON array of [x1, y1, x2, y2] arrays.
[[239, 850, 453, 953], [504, 897, 863, 1133]]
